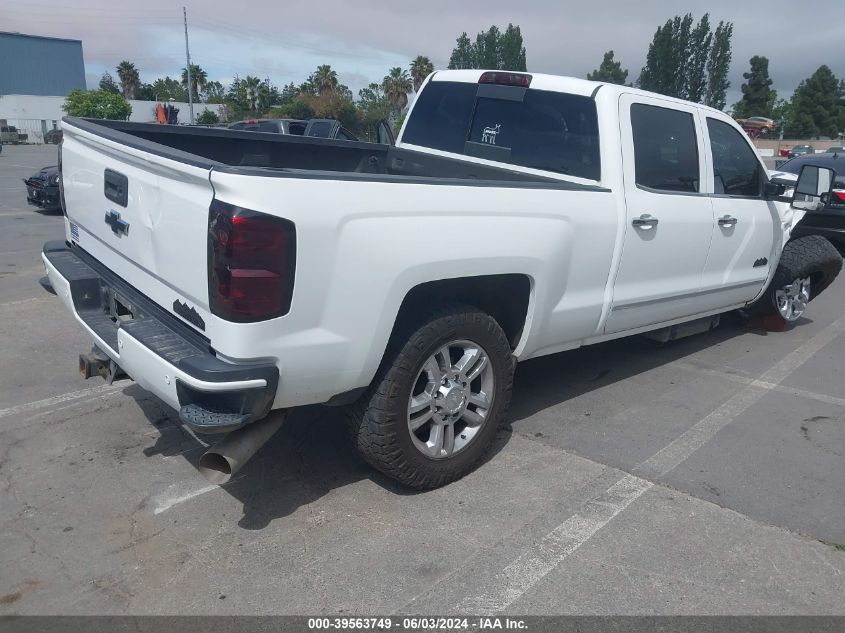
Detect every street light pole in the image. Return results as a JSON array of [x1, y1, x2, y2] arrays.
[[183, 6, 195, 125]]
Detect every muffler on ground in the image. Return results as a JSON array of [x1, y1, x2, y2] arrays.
[[198, 413, 286, 484]]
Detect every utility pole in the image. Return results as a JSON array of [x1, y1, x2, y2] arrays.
[[183, 6, 194, 124]]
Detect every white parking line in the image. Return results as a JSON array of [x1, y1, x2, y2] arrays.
[[457, 474, 652, 612], [0, 384, 123, 420], [453, 313, 845, 613], [638, 314, 845, 478], [676, 361, 845, 408]]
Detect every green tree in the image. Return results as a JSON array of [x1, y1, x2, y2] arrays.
[[277, 98, 314, 120], [135, 83, 154, 100], [638, 13, 729, 105], [639, 14, 704, 98], [243, 75, 270, 111], [382, 67, 413, 118], [205, 80, 225, 103], [313, 64, 339, 98], [358, 82, 392, 124], [686, 14, 712, 102], [499, 24, 527, 71], [196, 109, 219, 125], [63, 89, 132, 119], [149, 76, 187, 102], [733, 56, 776, 118], [785, 65, 845, 138], [705, 21, 733, 109], [474, 25, 501, 69], [98, 72, 120, 94], [116, 61, 140, 100], [447, 24, 527, 71], [448, 32, 475, 69], [410, 55, 435, 92], [587, 51, 629, 85], [638, 19, 678, 95], [181, 64, 208, 102], [279, 82, 299, 105]]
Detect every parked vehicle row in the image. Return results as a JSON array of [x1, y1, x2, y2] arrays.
[[226, 117, 394, 144], [44, 70, 843, 490]]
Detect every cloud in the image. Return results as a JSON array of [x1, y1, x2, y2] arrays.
[[4, 0, 843, 105]]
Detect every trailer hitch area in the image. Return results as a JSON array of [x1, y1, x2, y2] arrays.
[[79, 346, 127, 384]]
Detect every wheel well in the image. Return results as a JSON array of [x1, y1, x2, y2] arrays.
[[392, 274, 531, 350]]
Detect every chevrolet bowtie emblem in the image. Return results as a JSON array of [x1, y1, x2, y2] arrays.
[[104, 209, 129, 236]]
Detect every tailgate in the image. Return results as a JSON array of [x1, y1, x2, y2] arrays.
[[60, 119, 215, 324]]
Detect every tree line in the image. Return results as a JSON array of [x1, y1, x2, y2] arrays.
[[585, 13, 845, 138], [87, 57, 433, 136]]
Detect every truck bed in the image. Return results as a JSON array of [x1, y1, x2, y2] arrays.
[[69, 117, 593, 188]]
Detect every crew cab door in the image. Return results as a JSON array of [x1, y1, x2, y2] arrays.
[[605, 95, 714, 334], [697, 116, 777, 309]]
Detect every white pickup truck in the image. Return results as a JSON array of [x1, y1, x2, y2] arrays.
[[45, 69, 842, 489]]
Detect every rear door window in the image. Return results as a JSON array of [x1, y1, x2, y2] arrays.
[[631, 103, 700, 193], [401, 80, 600, 180]]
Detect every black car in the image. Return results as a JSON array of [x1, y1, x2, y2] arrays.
[[24, 165, 62, 212], [777, 153, 845, 253]]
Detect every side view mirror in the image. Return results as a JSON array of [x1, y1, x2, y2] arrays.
[[763, 181, 786, 199], [792, 165, 835, 211]]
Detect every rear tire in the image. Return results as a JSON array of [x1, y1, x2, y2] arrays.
[[348, 304, 515, 490], [746, 235, 842, 320]]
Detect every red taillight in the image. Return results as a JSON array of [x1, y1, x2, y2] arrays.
[[834, 190, 845, 202], [478, 71, 532, 87], [208, 200, 296, 322]]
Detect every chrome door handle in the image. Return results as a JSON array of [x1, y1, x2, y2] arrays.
[[632, 214, 659, 229], [718, 215, 738, 227]]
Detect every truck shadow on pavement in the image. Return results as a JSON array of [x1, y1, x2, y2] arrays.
[[135, 312, 794, 529], [507, 313, 776, 425]]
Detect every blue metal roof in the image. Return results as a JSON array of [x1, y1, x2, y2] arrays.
[[0, 32, 86, 96]]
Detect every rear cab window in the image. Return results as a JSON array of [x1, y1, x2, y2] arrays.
[[401, 80, 600, 181]]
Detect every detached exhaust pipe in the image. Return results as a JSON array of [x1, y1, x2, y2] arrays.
[[198, 413, 286, 484]]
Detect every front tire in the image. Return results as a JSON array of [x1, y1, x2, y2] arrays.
[[747, 235, 842, 321], [348, 305, 515, 490]]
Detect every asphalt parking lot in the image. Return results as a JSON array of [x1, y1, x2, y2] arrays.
[[1, 144, 844, 616]]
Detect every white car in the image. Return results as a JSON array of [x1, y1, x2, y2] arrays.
[[44, 70, 842, 489]]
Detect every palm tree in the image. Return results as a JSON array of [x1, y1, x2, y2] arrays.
[[116, 61, 140, 100], [242, 75, 270, 112], [181, 64, 208, 102], [382, 67, 413, 118], [313, 64, 339, 98], [410, 55, 434, 92]]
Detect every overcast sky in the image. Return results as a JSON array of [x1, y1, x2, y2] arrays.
[[5, 0, 844, 108]]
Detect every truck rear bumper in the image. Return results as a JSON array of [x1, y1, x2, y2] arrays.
[[42, 241, 279, 433]]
